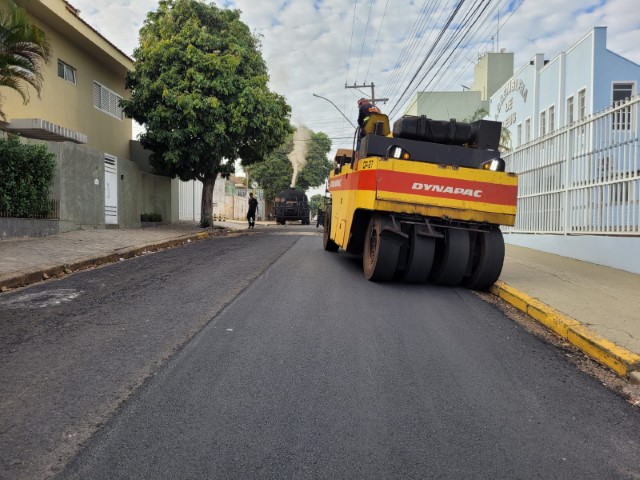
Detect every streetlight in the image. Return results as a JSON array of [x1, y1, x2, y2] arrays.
[[312, 93, 356, 129]]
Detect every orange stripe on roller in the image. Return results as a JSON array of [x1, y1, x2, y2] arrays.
[[378, 170, 517, 206], [328, 170, 377, 191]]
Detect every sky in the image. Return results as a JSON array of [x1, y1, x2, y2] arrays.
[[70, 0, 640, 190]]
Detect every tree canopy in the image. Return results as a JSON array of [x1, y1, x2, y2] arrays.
[[308, 193, 327, 216], [122, 0, 291, 226], [0, 0, 51, 120]]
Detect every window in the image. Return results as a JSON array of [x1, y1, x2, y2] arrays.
[[517, 123, 522, 147], [93, 81, 123, 120], [525, 118, 531, 144], [578, 89, 586, 120], [548, 105, 555, 133], [613, 82, 633, 104], [613, 82, 633, 130], [57, 60, 76, 84], [540, 111, 546, 136], [567, 96, 574, 125]]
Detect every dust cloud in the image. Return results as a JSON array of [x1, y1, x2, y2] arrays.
[[289, 125, 311, 187]]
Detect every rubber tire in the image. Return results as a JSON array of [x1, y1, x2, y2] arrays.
[[400, 226, 436, 283], [462, 229, 505, 291], [323, 206, 339, 252], [363, 214, 400, 281], [429, 228, 470, 286], [277, 217, 285, 225]]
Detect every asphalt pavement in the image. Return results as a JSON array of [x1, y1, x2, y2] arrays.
[[1, 221, 639, 383]]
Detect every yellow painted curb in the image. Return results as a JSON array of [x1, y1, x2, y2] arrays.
[[196, 232, 209, 240], [490, 280, 640, 381]]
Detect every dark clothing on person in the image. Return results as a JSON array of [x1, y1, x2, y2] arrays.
[[357, 101, 381, 128], [247, 195, 258, 228]]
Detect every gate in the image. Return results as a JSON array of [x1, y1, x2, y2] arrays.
[[104, 155, 118, 225], [179, 180, 203, 221]]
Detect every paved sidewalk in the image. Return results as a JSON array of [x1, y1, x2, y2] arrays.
[[0, 224, 639, 382]]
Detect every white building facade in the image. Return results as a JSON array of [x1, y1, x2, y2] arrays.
[[490, 27, 640, 273]]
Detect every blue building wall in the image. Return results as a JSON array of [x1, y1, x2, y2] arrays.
[[489, 27, 640, 273], [490, 27, 640, 147]]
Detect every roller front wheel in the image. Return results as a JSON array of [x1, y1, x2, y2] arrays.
[[363, 215, 400, 281]]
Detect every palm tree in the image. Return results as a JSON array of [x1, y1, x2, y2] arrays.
[[0, 1, 51, 121]]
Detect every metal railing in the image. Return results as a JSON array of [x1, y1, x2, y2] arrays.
[[504, 95, 640, 235], [0, 199, 60, 220]]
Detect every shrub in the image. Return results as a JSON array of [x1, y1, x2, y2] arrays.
[[0, 135, 56, 216]]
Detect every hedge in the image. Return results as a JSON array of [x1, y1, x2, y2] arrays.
[[0, 135, 56, 217]]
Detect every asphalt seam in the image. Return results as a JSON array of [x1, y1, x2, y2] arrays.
[[490, 280, 640, 383]]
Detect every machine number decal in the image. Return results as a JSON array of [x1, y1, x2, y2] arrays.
[[361, 159, 375, 170]]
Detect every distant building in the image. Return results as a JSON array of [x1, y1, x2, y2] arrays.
[[404, 51, 514, 122]]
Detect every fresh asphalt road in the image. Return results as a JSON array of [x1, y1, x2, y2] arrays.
[[1, 228, 639, 479]]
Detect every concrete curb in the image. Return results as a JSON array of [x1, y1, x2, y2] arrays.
[[490, 280, 640, 383], [0, 231, 211, 291]]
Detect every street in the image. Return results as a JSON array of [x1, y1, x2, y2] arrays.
[[1, 228, 639, 479]]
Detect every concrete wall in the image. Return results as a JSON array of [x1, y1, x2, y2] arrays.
[[1, 135, 175, 237], [505, 233, 640, 275], [54, 142, 105, 228], [471, 52, 515, 101]]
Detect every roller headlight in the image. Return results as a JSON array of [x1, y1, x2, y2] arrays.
[[480, 158, 505, 172], [387, 145, 411, 160]]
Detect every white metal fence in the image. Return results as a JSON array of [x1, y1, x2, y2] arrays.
[[504, 95, 640, 235]]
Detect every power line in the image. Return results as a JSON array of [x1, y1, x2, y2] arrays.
[[363, 0, 390, 84], [344, 0, 359, 85], [391, 0, 510, 118], [354, 0, 375, 82], [388, 0, 468, 117]]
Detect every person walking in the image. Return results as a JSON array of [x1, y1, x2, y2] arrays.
[[247, 192, 258, 229]]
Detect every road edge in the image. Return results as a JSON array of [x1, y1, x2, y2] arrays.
[[0, 231, 211, 291], [490, 280, 640, 384]]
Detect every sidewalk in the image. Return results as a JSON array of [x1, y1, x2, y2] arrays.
[[1, 225, 639, 382], [493, 244, 640, 383]]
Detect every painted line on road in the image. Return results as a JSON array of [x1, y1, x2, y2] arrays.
[[490, 280, 640, 383]]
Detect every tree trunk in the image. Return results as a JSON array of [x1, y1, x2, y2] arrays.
[[200, 173, 216, 228]]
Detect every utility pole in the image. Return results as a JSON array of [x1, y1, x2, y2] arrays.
[[345, 82, 388, 105]]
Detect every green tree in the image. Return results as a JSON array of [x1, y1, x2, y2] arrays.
[[308, 193, 326, 217], [122, 0, 291, 227], [246, 132, 294, 200], [0, 0, 51, 120], [295, 131, 332, 191]]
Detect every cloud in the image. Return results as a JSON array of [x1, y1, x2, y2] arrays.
[[68, 0, 640, 155]]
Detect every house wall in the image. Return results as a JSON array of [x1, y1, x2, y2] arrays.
[[5, 0, 133, 159], [407, 91, 485, 122], [0, 134, 174, 236]]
